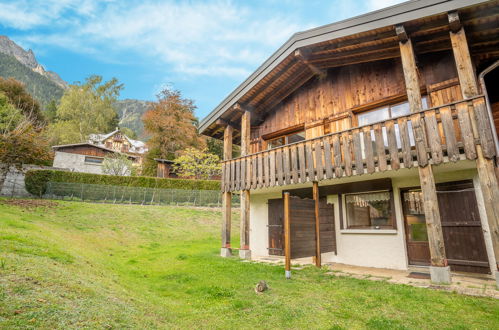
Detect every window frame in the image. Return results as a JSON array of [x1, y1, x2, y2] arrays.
[[265, 129, 306, 150], [355, 96, 428, 127], [341, 189, 397, 231], [84, 156, 104, 165]]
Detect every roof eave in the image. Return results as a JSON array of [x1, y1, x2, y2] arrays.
[[198, 0, 490, 135]]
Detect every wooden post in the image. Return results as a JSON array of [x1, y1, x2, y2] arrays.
[[221, 125, 233, 257], [284, 192, 291, 279], [313, 181, 321, 267], [398, 24, 450, 282], [448, 12, 499, 279], [239, 109, 251, 259]]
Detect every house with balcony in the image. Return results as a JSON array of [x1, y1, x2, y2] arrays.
[[199, 0, 499, 285]]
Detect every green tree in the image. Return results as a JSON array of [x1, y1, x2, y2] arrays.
[[0, 92, 23, 132], [172, 148, 221, 180], [102, 153, 134, 176], [44, 99, 58, 123], [47, 75, 123, 145], [0, 77, 45, 125]]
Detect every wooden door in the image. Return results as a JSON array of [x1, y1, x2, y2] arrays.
[[402, 189, 431, 266], [437, 181, 490, 274], [402, 181, 490, 274], [268, 197, 336, 257], [268, 199, 284, 256]]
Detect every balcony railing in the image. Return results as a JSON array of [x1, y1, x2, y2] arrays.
[[221, 96, 496, 193]]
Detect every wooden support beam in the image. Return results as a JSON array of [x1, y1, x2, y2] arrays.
[[449, 19, 499, 275], [395, 24, 408, 43], [399, 29, 448, 270], [419, 165, 447, 267], [313, 182, 321, 268], [239, 110, 251, 258], [284, 192, 291, 279], [221, 125, 233, 257], [448, 12, 479, 98], [295, 49, 327, 79], [448, 11, 462, 33], [216, 118, 241, 132]]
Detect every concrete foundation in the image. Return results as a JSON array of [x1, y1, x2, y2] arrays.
[[495, 271, 499, 288], [430, 266, 452, 284], [220, 247, 232, 257], [239, 249, 251, 260]]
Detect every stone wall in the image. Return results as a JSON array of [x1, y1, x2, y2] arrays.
[[0, 165, 64, 198]]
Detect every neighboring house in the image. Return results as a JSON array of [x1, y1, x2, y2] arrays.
[[52, 143, 137, 175], [89, 128, 148, 168], [199, 0, 499, 286], [155, 158, 178, 178]]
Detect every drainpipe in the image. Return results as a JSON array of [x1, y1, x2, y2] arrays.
[[478, 60, 499, 160]]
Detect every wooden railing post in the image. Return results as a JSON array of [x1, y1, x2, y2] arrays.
[[240, 109, 251, 259], [313, 182, 321, 267], [448, 12, 499, 284], [397, 24, 451, 283], [284, 192, 291, 279], [221, 125, 233, 257]]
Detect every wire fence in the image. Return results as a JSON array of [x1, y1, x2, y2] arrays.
[[44, 181, 240, 207]]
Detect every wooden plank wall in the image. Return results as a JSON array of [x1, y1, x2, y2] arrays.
[[250, 51, 459, 153]]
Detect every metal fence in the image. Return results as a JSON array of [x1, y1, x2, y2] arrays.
[[44, 181, 240, 207]]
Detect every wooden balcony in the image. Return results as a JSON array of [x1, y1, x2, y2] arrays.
[[221, 96, 496, 193]]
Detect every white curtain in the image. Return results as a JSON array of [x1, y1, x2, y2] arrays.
[[346, 192, 390, 207]]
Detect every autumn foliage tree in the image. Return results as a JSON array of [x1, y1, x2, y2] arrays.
[[0, 77, 45, 125], [142, 88, 205, 176]]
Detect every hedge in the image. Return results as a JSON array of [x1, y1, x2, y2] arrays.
[[25, 169, 221, 197]]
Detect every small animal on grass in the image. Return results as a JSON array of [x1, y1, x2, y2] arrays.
[[255, 280, 269, 293]]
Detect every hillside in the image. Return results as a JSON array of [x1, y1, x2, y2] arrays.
[[0, 53, 64, 107], [114, 99, 151, 138], [0, 36, 66, 89], [1, 199, 498, 328]]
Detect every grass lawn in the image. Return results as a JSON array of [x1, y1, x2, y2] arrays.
[[0, 199, 498, 329]]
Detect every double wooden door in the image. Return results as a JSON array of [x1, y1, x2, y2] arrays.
[[268, 196, 336, 257], [402, 180, 490, 274]]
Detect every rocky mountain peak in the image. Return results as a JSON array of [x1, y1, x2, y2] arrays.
[[0, 35, 67, 89]]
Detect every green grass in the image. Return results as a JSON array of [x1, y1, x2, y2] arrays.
[[0, 199, 498, 329]]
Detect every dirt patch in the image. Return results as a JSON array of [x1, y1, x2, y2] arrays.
[[0, 199, 58, 210]]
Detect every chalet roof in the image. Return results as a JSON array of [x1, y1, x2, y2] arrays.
[[199, 0, 497, 140], [52, 143, 139, 158], [154, 158, 175, 164], [88, 129, 148, 154]]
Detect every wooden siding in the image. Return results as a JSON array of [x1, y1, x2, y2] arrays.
[[222, 96, 495, 192], [55, 145, 114, 157], [250, 51, 459, 152]]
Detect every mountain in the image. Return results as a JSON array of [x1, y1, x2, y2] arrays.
[[0, 36, 67, 89], [114, 99, 151, 138], [0, 36, 149, 137], [0, 52, 64, 106]]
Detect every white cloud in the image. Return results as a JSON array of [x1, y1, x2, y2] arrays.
[[1, 0, 309, 79]]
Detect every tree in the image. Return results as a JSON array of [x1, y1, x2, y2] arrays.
[[119, 126, 138, 140], [142, 88, 205, 174], [47, 75, 122, 145], [172, 148, 221, 180], [0, 92, 23, 132], [102, 153, 134, 176], [44, 99, 58, 123], [0, 77, 45, 125]]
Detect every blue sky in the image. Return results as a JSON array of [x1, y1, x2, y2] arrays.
[[0, 0, 403, 119]]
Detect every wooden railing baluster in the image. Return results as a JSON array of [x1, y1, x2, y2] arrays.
[[220, 96, 494, 192]]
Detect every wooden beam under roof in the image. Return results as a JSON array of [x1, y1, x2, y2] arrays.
[[294, 49, 327, 78]]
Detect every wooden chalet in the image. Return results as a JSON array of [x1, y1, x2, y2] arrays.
[[199, 0, 499, 284]]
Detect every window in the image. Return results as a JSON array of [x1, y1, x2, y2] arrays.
[[84, 156, 103, 165], [345, 191, 394, 229], [357, 97, 428, 127], [266, 130, 305, 149], [356, 97, 428, 149]]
